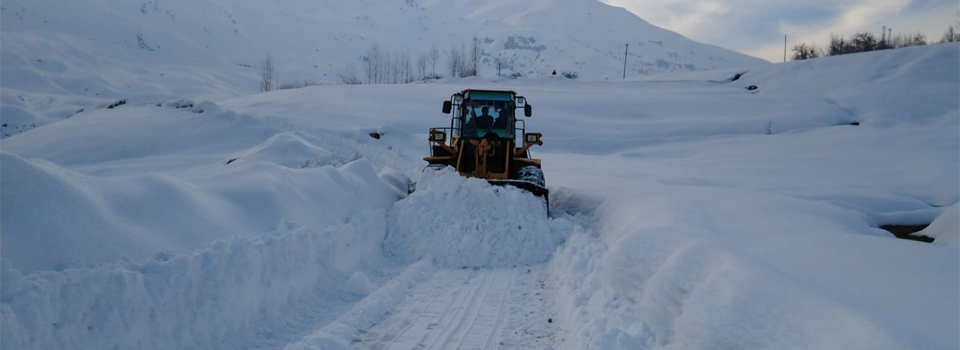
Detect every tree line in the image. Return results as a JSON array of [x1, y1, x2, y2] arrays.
[[258, 35, 488, 91], [791, 23, 960, 61], [340, 36, 484, 85]]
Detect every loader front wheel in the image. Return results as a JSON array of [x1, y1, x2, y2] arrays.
[[517, 166, 545, 188]]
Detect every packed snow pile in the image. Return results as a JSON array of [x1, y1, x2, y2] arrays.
[[0, 212, 389, 350], [384, 168, 570, 268]]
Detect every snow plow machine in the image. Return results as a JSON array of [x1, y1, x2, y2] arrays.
[[412, 89, 548, 208]]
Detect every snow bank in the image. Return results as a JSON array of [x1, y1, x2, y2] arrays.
[[0, 149, 397, 273], [918, 204, 960, 246], [542, 186, 959, 350], [384, 168, 571, 268], [0, 210, 388, 350], [550, 225, 912, 350], [1, 102, 406, 273]]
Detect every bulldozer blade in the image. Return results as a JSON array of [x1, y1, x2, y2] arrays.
[[489, 179, 549, 197], [406, 179, 548, 199]]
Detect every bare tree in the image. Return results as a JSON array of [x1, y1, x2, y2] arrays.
[[428, 46, 440, 77], [890, 32, 927, 48], [470, 35, 482, 76], [381, 50, 391, 84], [946, 11, 960, 43], [398, 50, 413, 84], [364, 44, 382, 84], [851, 31, 878, 52], [941, 25, 960, 43], [828, 34, 851, 56], [791, 43, 822, 60], [360, 43, 430, 84], [458, 42, 469, 77], [417, 53, 428, 81], [339, 62, 362, 85], [449, 45, 462, 77], [877, 25, 893, 50], [910, 33, 928, 46], [389, 50, 399, 84], [260, 54, 276, 92]]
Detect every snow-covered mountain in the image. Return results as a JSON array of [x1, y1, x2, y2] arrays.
[[0, 0, 766, 132], [0, 0, 770, 141]]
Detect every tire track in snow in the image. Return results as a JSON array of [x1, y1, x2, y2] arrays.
[[358, 270, 454, 348], [427, 269, 487, 350], [353, 268, 521, 350], [499, 266, 559, 349], [283, 260, 436, 350]]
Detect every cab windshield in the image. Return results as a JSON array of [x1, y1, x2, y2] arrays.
[[460, 96, 516, 139]]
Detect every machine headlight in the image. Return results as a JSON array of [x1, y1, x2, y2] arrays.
[[525, 134, 538, 143], [431, 132, 445, 142]]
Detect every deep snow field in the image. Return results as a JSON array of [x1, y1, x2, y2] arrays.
[[2, 44, 958, 350]]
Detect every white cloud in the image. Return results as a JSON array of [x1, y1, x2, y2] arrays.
[[603, 0, 960, 62]]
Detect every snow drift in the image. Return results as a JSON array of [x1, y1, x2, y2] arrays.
[[1, 211, 389, 350], [917, 204, 960, 246], [0, 104, 401, 273]]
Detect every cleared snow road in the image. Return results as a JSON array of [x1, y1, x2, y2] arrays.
[[355, 267, 556, 350]]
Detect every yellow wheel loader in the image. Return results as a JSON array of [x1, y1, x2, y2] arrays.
[[413, 89, 548, 207]]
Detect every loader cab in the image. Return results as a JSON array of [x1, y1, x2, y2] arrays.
[[442, 90, 531, 141], [461, 100, 514, 139]]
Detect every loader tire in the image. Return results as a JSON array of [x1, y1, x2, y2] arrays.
[[518, 166, 545, 188]]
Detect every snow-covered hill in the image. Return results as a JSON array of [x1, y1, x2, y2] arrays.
[[0, 0, 768, 139], [1, 34, 957, 350], [1, 0, 765, 82]]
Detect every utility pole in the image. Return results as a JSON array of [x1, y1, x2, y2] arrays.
[[783, 35, 787, 62], [622, 43, 629, 80]]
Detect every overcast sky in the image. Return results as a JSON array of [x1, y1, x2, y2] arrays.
[[603, 0, 960, 62]]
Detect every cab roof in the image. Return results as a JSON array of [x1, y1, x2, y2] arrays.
[[460, 89, 517, 95]]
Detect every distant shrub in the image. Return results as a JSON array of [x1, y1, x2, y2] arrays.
[[791, 43, 822, 60], [561, 71, 579, 79], [889, 32, 927, 48], [338, 74, 362, 85], [279, 80, 318, 90], [941, 25, 960, 43], [851, 32, 878, 52], [828, 34, 853, 56], [825, 28, 930, 57], [339, 63, 362, 85]]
